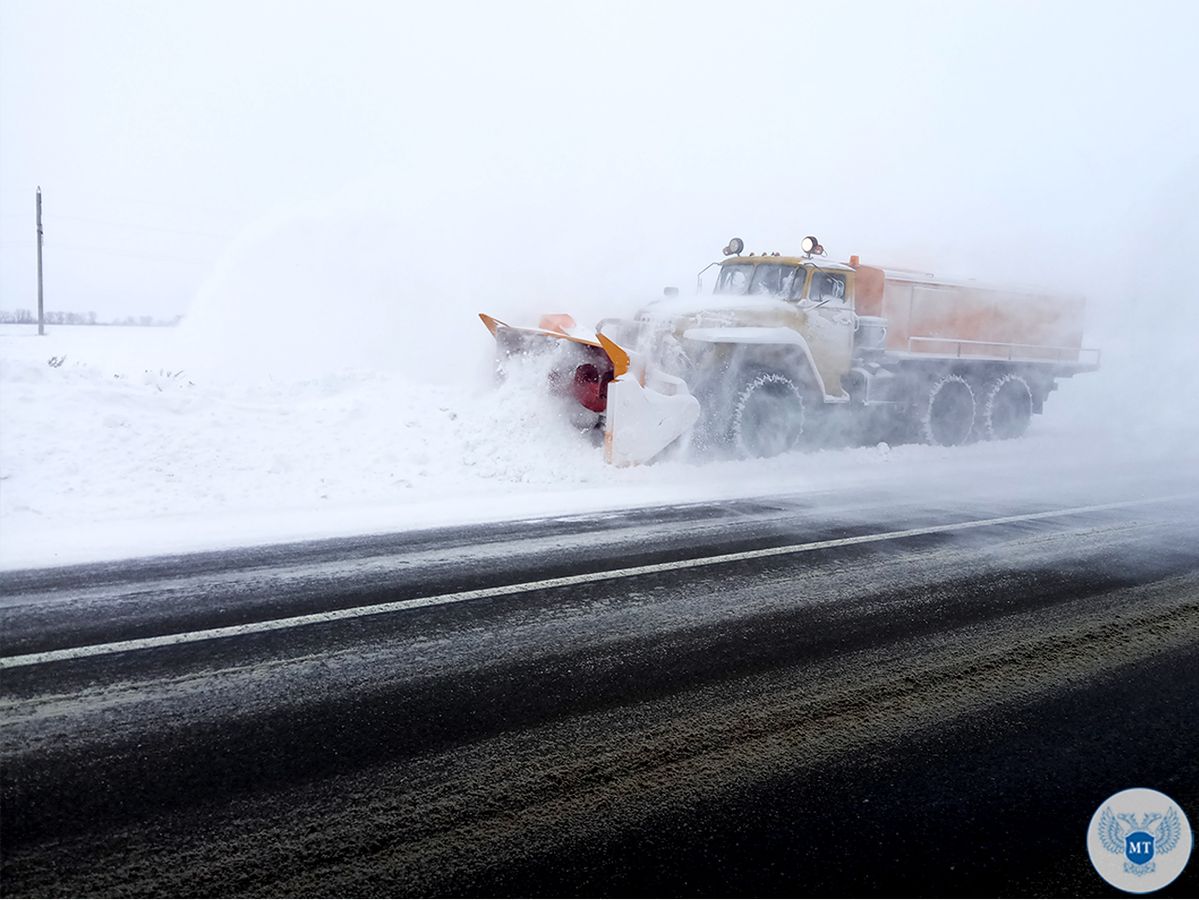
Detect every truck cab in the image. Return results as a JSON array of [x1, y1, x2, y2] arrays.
[[634, 252, 859, 402], [713, 256, 854, 308]]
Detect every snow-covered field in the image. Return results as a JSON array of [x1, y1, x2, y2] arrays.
[[1, 321, 1194, 569]]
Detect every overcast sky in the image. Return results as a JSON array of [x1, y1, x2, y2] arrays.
[[1, 0, 1196, 321]]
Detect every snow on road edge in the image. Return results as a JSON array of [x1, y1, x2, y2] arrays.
[[2, 325, 1194, 570]]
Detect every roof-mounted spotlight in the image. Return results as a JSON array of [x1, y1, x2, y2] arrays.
[[801, 235, 824, 257], [722, 237, 744, 257]]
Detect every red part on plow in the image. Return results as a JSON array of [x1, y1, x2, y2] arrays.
[[570, 363, 614, 413], [482, 314, 616, 414]]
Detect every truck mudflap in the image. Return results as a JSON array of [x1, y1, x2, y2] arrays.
[[597, 333, 700, 466]]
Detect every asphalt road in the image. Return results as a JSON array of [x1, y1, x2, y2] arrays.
[[2, 472, 1198, 897]]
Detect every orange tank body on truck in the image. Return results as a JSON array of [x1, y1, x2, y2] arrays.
[[852, 264, 1088, 364]]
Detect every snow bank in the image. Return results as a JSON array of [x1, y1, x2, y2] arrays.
[[0, 325, 604, 527]]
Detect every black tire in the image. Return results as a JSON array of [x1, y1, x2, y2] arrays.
[[921, 374, 975, 446], [731, 371, 806, 458], [979, 373, 1033, 440]]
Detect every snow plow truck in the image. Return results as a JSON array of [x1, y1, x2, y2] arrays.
[[480, 236, 1100, 465]]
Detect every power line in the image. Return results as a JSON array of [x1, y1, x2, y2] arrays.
[[106, 196, 252, 218], [21, 189, 252, 219], [49, 213, 235, 240], [47, 242, 217, 265]]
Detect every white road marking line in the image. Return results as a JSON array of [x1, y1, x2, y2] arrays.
[[1, 495, 1190, 670]]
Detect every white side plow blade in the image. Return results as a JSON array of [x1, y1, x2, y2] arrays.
[[604, 372, 701, 465]]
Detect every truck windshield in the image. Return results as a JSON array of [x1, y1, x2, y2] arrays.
[[715, 263, 801, 297]]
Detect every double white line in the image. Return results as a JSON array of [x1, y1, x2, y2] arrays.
[[0, 495, 1186, 671]]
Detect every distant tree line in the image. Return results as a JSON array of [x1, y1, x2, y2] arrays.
[[0, 310, 183, 326]]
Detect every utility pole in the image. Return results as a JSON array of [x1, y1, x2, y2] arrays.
[[36, 186, 45, 335]]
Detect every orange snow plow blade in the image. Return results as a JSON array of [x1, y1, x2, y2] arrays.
[[478, 312, 503, 336], [479, 313, 699, 465], [597, 332, 630, 379], [478, 312, 602, 349]]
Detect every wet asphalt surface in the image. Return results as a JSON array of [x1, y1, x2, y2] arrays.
[[1, 475, 1198, 897]]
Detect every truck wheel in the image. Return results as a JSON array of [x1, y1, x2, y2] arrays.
[[921, 374, 975, 446], [980, 373, 1033, 440], [731, 371, 806, 458]]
